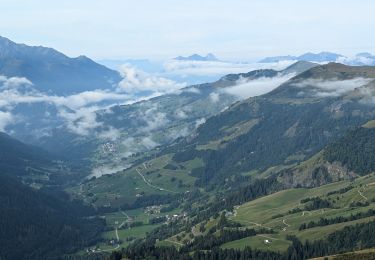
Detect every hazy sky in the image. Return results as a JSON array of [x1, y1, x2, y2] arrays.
[[1, 0, 374, 60]]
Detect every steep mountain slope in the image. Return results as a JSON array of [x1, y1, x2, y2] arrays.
[[0, 132, 77, 186], [73, 63, 375, 256], [278, 121, 375, 187], [36, 62, 315, 174], [0, 174, 104, 260], [0, 36, 120, 95], [169, 63, 375, 188]]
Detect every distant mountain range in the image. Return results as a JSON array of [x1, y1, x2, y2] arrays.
[[260, 51, 375, 66], [259, 52, 344, 63], [0, 36, 121, 95], [174, 53, 219, 62]]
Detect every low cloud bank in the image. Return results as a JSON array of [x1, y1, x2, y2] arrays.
[[118, 63, 186, 94], [223, 73, 294, 99], [292, 78, 373, 97], [163, 60, 294, 77]]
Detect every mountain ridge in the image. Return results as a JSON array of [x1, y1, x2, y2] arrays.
[[0, 36, 121, 95]]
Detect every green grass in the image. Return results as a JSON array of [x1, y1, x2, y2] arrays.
[[75, 154, 201, 208], [362, 120, 375, 129], [103, 224, 161, 248], [197, 119, 259, 151], [221, 234, 291, 252], [225, 174, 375, 251]]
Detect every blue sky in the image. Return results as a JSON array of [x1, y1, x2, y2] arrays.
[[1, 0, 375, 60]]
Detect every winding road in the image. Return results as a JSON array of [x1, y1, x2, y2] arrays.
[[135, 167, 177, 193], [358, 187, 368, 201], [282, 219, 290, 231]]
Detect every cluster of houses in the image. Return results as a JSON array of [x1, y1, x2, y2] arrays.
[[101, 142, 117, 154], [144, 205, 163, 214]]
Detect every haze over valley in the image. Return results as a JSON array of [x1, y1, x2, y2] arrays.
[[2, 1, 375, 260]]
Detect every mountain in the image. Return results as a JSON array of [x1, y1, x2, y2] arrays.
[[297, 52, 344, 62], [339, 52, 375, 66], [258, 55, 297, 63], [0, 132, 78, 186], [30, 61, 316, 175], [0, 36, 121, 95], [174, 53, 219, 61], [168, 63, 375, 188], [259, 51, 344, 63], [0, 174, 104, 260], [279, 120, 375, 188], [72, 62, 375, 257], [214, 61, 318, 87]]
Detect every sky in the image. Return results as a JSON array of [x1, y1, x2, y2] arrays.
[[1, 0, 375, 60]]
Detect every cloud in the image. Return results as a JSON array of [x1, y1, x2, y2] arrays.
[[96, 126, 121, 141], [163, 60, 295, 77], [88, 165, 128, 179], [195, 118, 206, 128], [223, 73, 294, 99], [0, 111, 13, 131], [292, 78, 373, 97], [137, 105, 170, 132], [337, 54, 375, 66], [168, 127, 190, 140], [209, 92, 220, 103], [183, 87, 201, 94], [0, 74, 172, 136], [58, 106, 102, 136], [0, 76, 33, 89], [175, 110, 187, 119], [118, 63, 186, 94], [140, 136, 159, 149]]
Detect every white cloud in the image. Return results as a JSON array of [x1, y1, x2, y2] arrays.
[[183, 87, 201, 94], [209, 92, 220, 103], [163, 60, 294, 77], [292, 78, 373, 97], [89, 165, 128, 179], [223, 73, 294, 99], [0, 111, 13, 131], [140, 136, 159, 149], [58, 106, 102, 136], [139, 105, 170, 132], [175, 110, 187, 119], [195, 118, 206, 128], [118, 63, 186, 94], [97, 126, 121, 141]]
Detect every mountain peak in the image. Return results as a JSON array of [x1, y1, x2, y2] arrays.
[[0, 36, 121, 95], [259, 52, 344, 63], [174, 53, 219, 61]]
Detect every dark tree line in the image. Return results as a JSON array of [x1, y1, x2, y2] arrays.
[[324, 127, 375, 175], [0, 175, 105, 260], [109, 220, 375, 260], [299, 209, 375, 230]]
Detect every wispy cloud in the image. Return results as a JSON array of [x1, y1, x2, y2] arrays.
[[292, 78, 373, 97], [163, 60, 294, 77], [223, 73, 294, 99]]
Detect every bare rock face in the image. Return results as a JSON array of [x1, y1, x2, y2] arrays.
[[279, 160, 357, 188]]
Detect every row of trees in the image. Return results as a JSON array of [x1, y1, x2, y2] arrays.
[[299, 209, 375, 230], [109, 220, 375, 260]]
